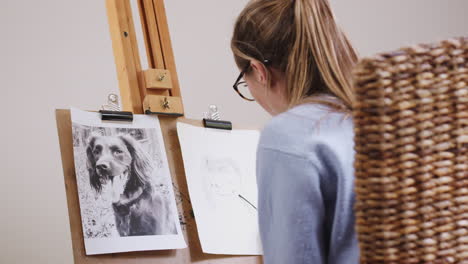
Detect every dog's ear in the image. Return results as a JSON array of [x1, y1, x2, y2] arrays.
[[86, 135, 102, 193], [119, 135, 154, 189]]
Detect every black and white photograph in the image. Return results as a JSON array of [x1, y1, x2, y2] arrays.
[[71, 108, 186, 255]]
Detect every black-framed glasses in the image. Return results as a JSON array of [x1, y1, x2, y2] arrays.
[[232, 59, 271, 102]]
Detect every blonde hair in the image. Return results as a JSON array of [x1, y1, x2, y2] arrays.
[[231, 0, 358, 113]]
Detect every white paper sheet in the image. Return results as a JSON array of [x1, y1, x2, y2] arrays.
[[177, 122, 262, 255], [70, 108, 186, 255]]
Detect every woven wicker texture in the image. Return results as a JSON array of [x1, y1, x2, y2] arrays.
[[353, 37, 468, 264]]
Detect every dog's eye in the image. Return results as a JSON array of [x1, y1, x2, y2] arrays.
[[92, 145, 102, 155], [114, 149, 123, 154]]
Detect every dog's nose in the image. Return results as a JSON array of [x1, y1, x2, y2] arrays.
[[96, 163, 109, 171]]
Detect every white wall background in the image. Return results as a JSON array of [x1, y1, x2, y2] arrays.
[[0, 0, 467, 263]]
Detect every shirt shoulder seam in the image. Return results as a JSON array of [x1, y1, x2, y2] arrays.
[[258, 145, 321, 167]]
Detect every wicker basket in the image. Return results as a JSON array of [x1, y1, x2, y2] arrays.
[[353, 37, 468, 263]]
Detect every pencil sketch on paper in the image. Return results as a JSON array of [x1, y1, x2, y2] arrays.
[[203, 157, 242, 197], [176, 121, 262, 255], [202, 157, 258, 212]]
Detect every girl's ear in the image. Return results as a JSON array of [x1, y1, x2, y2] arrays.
[[249, 60, 269, 86]]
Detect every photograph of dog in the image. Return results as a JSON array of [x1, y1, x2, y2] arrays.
[[72, 124, 178, 238]]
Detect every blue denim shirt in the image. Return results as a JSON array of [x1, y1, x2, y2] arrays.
[[256, 103, 359, 264]]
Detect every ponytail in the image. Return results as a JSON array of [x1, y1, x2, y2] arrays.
[[232, 0, 358, 113]]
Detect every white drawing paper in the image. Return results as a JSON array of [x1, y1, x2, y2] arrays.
[[176, 122, 262, 255], [70, 108, 186, 255]]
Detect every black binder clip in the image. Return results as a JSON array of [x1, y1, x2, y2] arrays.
[[99, 110, 133, 122], [202, 105, 232, 130], [145, 109, 184, 117], [203, 118, 232, 130]]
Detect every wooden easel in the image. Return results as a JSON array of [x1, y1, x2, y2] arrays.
[[106, 0, 183, 115], [55, 0, 262, 263]]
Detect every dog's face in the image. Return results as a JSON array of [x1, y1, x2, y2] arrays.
[[87, 135, 133, 200], [87, 134, 153, 205], [91, 136, 132, 178]]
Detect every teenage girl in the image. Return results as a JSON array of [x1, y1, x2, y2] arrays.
[[231, 0, 359, 263]]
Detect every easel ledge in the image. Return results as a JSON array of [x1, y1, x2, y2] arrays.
[[55, 109, 262, 264]]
